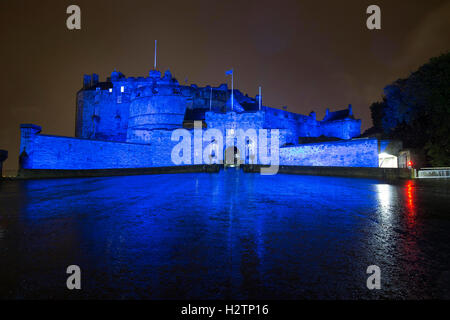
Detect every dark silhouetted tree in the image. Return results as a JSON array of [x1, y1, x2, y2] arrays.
[[369, 53, 450, 166], [369, 99, 387, 131]]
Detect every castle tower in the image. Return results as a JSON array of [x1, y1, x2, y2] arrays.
[[126, 71, 188, 143]]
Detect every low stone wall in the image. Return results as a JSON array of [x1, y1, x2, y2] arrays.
[[18, 124, 382, 176], [243, 165, 413, 180], [16, 165, 220, 179], [279, 139, 379, 167], [20, 124, 182, 170]]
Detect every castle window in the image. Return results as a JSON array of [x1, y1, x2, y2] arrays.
[[109, 88, 113, 93], [115, 116, 121, 130], [121, 86, 125, 93], [117, 96, 122, 104]]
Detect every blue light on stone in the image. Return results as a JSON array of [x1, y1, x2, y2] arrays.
[[19, 69, 374, 170]]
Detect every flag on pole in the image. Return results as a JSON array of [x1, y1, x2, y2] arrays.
[[225, 69, 233, 75]]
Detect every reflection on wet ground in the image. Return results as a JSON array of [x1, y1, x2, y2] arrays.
[[1, 170, 450, 299]]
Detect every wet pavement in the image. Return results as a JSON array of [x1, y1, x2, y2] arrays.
[[1, 170, 450, 299]]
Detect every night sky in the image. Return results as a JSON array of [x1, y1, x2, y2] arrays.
[[1, 0, 449, 172]]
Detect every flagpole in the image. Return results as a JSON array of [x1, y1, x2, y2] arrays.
[[225, 69, 234, 111], [209, 87, 212, 111], [154, 40, 157, 69], [231, 70, 234, 111], [259, 86, 261, 111]]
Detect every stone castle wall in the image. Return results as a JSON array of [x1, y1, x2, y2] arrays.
[[318, 119, 362, 140], [279, 138, 379, 167], [262, 107, 319, 143], [76, 88, 130, 142], [19, 124, 379, 170]]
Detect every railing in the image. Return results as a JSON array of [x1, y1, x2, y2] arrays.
[[417, 167, 450, 179]]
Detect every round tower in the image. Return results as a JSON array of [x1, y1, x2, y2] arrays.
[[126, 72, 187, 143]]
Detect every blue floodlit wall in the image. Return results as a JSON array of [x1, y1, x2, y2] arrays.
[[20, 123, 254, 169], [20, 133, 152, 170], [204, 111, 307, 147], [76, 75, 130, 142], [261, 107, 361, 141], [205, 111, 264, 134], [279, 139, 379, 167], [76, 70, 232, 143], [263, 107, 308, 144], [19, 124, 378, 169], [20, 124, 181, 169], [318, 119, 362, 140]]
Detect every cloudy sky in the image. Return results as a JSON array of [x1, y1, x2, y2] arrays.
[[1, 0, 449, 172]]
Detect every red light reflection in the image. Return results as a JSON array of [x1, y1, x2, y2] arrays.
[[405, 180, 416, 225]]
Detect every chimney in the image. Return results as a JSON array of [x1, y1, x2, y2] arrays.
[[83, 75, 92, 89], [91, 73, 99, 86]]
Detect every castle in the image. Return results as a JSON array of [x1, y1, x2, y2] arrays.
[[76, 69, 361, 145], [17, 68, 387, 176]]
